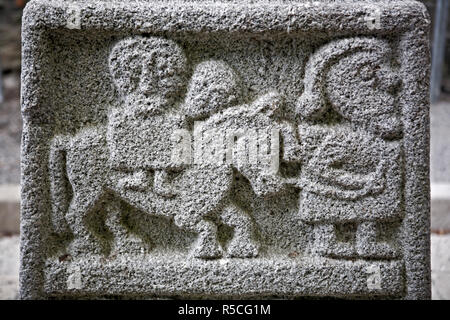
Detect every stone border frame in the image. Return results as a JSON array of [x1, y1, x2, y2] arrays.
[[20, 0, 431, 299]]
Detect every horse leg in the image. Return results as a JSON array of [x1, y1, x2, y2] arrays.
[[104, 200, 151, 256], [193, 220, 223, 259], [175, 215, 223, 259], [65, 194, 103, 257], [312, 223, 356, 258], [356, 221, 398, 259], [220, 203, 260, 258]]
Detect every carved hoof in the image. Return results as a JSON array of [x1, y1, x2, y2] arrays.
[[356, 242, 399, 259], [192, 241, 223, 259], [227, 240, 260, 258], [112, 236, 151, 256], [154, 186, 177, 198], [67, 237, 101, 258], [117, 171, 149, 192], [315, 242, 356, 259]]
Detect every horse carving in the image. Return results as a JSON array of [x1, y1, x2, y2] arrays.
[[48, 37, 297, 259]]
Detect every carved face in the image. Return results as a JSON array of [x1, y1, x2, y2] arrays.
[[137, 49, 185, 99], [109, 37, 187, 112], [326, 52, 402, 139], [183, 60, 241, 120]]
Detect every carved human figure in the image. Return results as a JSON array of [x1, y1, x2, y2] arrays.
[[49, 41, 283, 259], [182, 60, 242, 120], [48, 36, 189, 257], [172, 60, 260, 258], [49, 33, 305, 260], [190, 90, 301, 197], [168, 60, 303, 258], [293, 37, 403, 259], [107, 36, 188, 196]]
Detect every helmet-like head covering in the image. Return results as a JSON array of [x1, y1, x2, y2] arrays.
[[296, 37, 390, 120]]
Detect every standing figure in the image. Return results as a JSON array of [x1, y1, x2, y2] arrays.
[[174, 59, 302, 258], [173, 59, 261, 258], [294, 37, 403, 259]]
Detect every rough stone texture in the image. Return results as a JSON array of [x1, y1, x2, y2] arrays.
[[20, 0, 431, 299], [1, 233, 447, 300]]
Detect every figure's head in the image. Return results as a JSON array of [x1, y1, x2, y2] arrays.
[[183, 60, 241, 120], [297, 37, 402, 139], [109, 36, 187, 111]]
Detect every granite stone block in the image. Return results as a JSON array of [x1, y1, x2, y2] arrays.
[[20, 0, 431, 299]]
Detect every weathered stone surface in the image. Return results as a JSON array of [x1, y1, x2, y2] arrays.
[[20, 0, 431, 299]]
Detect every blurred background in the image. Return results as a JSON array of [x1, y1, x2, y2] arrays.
[[0, 0, 449, 300]]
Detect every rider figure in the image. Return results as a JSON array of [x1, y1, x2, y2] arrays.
[[108, 36, 187, 196]]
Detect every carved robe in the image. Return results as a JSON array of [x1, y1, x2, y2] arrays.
[[298, 124, 403, 223]]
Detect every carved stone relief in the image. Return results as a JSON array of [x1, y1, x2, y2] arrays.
[[20, 0, 430, 300], [47, 35, 404, 266]]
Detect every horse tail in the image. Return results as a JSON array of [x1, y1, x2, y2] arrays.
[[49, 135, 71, 234]]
